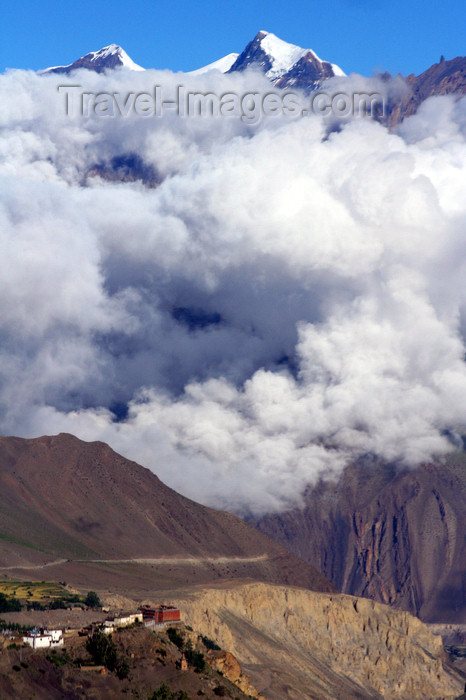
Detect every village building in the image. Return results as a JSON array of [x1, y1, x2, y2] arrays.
[[140, 604, 181, 628], [102, 611, 143, 634], [23, 628, 64, 649]]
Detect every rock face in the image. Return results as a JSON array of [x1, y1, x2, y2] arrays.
[[386, 55, 466, 125], [253, 453, 466, 623], [174, 582, 464, 699], [0, 433, 333, 594]]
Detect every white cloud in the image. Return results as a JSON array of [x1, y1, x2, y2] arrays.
[[1, 67, 466, 513]]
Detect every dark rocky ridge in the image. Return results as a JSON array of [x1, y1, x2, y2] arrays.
[[228, 31, 275, 76], [274, 51, 336, 91], [252, 453, 466, 623]]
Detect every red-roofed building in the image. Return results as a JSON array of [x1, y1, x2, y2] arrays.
[[140, 604, 181, 624]]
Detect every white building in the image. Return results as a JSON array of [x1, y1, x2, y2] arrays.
[[102, 612, 143, 634], [23, 628, 64, 649]]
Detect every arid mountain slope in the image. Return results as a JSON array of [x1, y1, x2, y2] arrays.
[[173, 582, 464, 700], [0, 433, 333, 593], [253, 454, 466, 623]]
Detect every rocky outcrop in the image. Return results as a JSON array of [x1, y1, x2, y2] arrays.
[[253, 453, 466, 623], [386, 55, 466, 125], [174, 582, 464, 700], [207, 650, 263, 698]]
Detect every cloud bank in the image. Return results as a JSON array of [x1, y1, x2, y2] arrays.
[[1, 67, 466, 514]]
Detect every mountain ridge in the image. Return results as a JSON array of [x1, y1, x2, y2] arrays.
[[40, 34, 466, 125]]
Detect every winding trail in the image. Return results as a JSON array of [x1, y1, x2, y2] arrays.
[[0, 554, 269, 571], [0, 558, 68, 571]]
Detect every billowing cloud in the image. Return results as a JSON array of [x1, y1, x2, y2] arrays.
[[1, 66, 466, 514]]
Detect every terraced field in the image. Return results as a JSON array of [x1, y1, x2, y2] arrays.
[[0, 580, 68, 602]]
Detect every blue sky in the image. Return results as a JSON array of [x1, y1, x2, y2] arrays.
[[1, 0, 465, 76]]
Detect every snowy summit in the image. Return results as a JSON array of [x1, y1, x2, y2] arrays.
[[227, 30, 345, 90], [256, 30, 344, 80], [42, 44, 144, 74], [188, 53, 240, 76]]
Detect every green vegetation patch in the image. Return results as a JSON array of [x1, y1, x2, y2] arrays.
[[166, 627, 184, 650], [0, 592, 22, 612], [46, 649, 72, 667], [200, 634, 221, 651], [86, 629, 130, 679], [149, 685, 189, 700], [84, 590, 102, 608]]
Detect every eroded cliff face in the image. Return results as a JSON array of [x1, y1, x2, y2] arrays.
[[174, 582, 463, 700], [254, 453, 466, 622]]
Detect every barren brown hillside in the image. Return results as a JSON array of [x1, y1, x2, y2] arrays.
[[0, 433, 333, 595]]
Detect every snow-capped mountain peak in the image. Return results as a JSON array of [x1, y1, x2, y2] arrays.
[[188, 53, 240, 76], [42, 44, 144, 74], [40, 32, 344, 91], [256, 30, 312, 80], [228, 30, 345, 90], [86, 44, 144, 71]]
